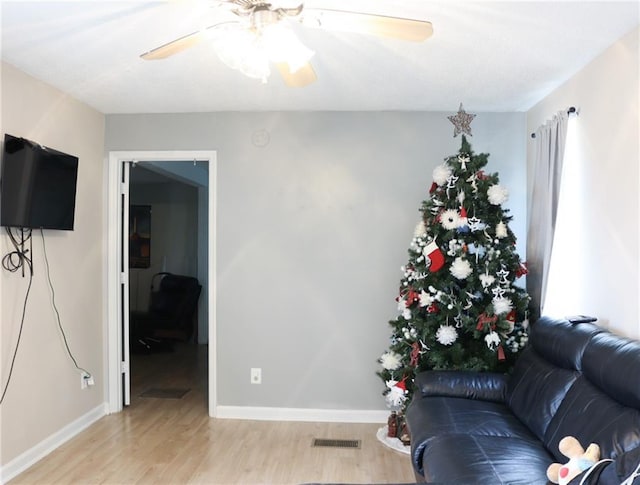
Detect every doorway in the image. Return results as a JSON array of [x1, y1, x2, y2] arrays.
[[106, 150, 217, 417], [129, 163, 203, 404]]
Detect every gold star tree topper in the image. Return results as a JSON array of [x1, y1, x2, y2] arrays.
[[448, 103, 476, 137]]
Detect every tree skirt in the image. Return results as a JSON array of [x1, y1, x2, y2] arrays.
[[376, 426, 410, 455]]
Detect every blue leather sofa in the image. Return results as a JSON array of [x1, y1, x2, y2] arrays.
[[405, 316, 640, 484]]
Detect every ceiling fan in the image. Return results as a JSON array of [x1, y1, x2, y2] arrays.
[[140, 0, 433, 87]]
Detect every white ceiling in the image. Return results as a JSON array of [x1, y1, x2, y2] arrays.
[[1, 1, 638, 114]]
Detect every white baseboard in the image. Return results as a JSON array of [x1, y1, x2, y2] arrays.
[[0, 403, 107, 484], [215, 406, 389, 423]]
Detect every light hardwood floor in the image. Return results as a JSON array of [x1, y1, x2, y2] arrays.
[[9, 343, 415, 484]]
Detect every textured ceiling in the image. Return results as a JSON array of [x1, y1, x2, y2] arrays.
[[1, 1, 638, 114]]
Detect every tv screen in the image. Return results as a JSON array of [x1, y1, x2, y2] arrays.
[[0, 134, 79, 231]]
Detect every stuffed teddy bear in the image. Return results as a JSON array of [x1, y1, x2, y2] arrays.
[[547, 436, 601, 485]]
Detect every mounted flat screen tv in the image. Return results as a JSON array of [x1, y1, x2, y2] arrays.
[[0, 134, 79, 231]]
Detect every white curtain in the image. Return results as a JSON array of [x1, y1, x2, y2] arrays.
[[526, 110, 569, 319]]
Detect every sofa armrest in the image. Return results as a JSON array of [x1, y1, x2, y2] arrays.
[[413, 370, 508, 403]]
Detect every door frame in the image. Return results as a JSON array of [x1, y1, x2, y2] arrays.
[[106, 150, 217, 417]]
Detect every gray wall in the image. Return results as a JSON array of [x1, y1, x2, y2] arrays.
[[105, 111, 526, 411]]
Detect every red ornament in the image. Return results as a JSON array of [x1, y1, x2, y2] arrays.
[[477, 313, 498, 331], [406, 289, 420, 307], [395, 378, 407, 391], [429, 182, 438, 193], [497, 344, 506, 361], [516, 262, 529, 278], [427, 303, 440, 313], [424, 240, 445, 272], [460, 206, 468, 218], [410, 341, 421, 367], [427, 303, 439, 314], [506, 310, 517, 323]]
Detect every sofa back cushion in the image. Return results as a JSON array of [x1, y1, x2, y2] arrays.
[[543, 331, 640, 461], [527, 317, 604, 371], [543, 376, 640, 461], [506, 348, 579, 441], [506, 317, 603, 441], [582, 331, 640, 409]]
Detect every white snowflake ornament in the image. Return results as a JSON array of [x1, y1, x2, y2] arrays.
[[414, 221, 427, 238], [488, 185, 509, 205], [436, 325, 458, 346], [433, 163, 452, 186], [380, 352, 403, 370], [450, 257, 473, 280], [467, 216, 485, 232], [480, 273, 496, 289], [419, 290, 435, 307], [440, 209, 461, 230], [493, 296, 513, 315]]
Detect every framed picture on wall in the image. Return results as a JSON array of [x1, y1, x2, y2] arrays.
[[129, 205, 151, 268]]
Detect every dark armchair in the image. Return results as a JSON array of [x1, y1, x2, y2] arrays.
[[131, 272, 202, 351]]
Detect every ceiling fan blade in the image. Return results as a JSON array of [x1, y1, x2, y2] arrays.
[[275, 62, 317, 87], [141, 22, 238, 60], [141, 30, 206, 60], [300, 9, 433, 42]]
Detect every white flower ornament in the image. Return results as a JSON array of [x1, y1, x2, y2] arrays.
[[487, 184, 509, 205], [433, 163, 452, 186], [436, 325, 458, 346]]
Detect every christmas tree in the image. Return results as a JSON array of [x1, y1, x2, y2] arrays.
[[378, 109, 530, 416]]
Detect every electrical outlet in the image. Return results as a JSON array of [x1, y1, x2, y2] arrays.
[[80, 371, 93, 390], [250, 368, 262, 385]]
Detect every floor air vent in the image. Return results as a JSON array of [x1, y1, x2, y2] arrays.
[[312, 438, 361, 449]]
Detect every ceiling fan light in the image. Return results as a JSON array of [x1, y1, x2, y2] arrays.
[[210, 20, 313, 81], [213, 28, 271, 81], [284, 43, 314, 74], [236, 54, 271, 82], [260, 24, 314, 74]]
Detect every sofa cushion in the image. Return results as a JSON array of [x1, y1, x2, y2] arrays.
[[543, 329, 640, 462], [406, 396, 538, 476], [412, 396, 536, 438], [544, 375, 640, 461], [582, 331, 640, 409], [414, 370, 508, 402], [420, 434, 553, 485], [505, 317, 604, 440], [506, 347, 581, 441], [527, 317, 604, 371]]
